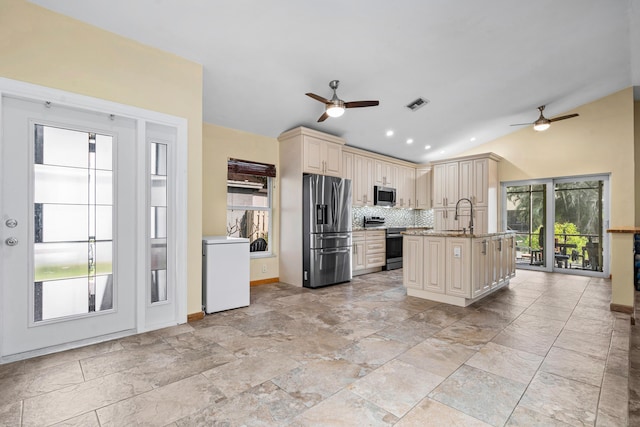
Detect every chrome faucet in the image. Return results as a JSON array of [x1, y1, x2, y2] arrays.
[[454, 198, 474, 235]]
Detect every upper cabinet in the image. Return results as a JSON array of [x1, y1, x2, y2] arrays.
[[302, 134, 342, 177], [374, 160, 397, 187], [343, 146, 418, 209], [415, 167, 432, 210], [278, 127, 345, 180], [431, 153, 501, 233]]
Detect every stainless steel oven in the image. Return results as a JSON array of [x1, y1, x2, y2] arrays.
[[384, 227, 406, 270]]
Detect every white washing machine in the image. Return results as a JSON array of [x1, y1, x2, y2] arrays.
[[202, 236, 250, 313]]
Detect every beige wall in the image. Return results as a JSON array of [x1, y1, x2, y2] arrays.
[[202, 123, 280, 281], [0, 0, 204, 314], [461, 88, 636, 307]]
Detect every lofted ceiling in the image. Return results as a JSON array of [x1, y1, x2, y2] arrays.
[[29, 0, 640, 163]]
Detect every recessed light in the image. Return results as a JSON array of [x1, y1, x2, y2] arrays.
[[440, 150, 445, 154], [386, 130, 394, 137], [470, 137, 476, 142], [424, 145, 431, 150], [406, 138, 413, 144]]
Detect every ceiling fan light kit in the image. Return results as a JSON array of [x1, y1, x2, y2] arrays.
[[306, 80, 379, 122], [511, 105, 579, 132]]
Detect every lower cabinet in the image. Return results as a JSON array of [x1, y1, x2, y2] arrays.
[[353, 229, 386, 274], [403, 232, 515, 306], [352, 231, 366, 272]]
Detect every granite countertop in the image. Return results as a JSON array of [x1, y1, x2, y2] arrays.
[[353, 226, 433, 232], [402, 229, 514, 238]]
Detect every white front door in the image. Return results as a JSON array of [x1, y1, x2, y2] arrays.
[[1, 96, 137, 357]]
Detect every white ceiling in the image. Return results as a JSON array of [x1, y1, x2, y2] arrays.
[[29, 0, 640, 163]]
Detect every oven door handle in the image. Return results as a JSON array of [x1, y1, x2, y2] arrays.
[[386, 234, 403, 238]]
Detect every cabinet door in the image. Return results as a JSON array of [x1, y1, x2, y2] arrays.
[[506, 235, 516, 278], [473, 158, 489, 206], [459, 160, 473, 202], [489, 238, 500, 287], [373, 160, 385, 186], [415, 168, 432, 209], [405, 167, 415, 208], [403, 236, 423, 289], [472, 238, 490, 298], [342, 151, 354, 181], [444, 162, 459, 207], [445, 238, 470, 298], [424, 237, 446, 293], [396, 166, 406, 207], [363, 156, 374, 205], [434, 208, 458, 231], [324, 141, 342, 177], [432, 164, 446, 208], [352, 155, 365, 206], [352, 241, 366, 271], [302, 136, 324, 174], [473, 207, 488, 235]]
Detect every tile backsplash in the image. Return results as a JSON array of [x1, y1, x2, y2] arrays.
[[352, 206, 434, 228]]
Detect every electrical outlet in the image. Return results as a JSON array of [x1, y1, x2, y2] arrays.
[[261, 264, 267, 273]]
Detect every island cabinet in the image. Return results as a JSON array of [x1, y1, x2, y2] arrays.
[[353, 229, 386, 276], [403, 231, 515, 307], [431, 153, 501, 235]]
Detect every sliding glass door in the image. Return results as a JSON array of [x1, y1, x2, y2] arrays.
[[504, 175, 608, 276]]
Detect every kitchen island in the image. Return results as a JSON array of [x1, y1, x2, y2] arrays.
[[403, 230, 516, 307]]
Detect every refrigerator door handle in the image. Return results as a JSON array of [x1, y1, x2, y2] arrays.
[[331, 181, 338, 225], [319, 234, 350, 240], [319, 248, 350, 255]]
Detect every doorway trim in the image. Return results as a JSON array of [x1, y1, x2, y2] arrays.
[[0, 77, 188, 361]]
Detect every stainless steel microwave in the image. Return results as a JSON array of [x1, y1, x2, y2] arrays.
[[374, 186, 396, 207]]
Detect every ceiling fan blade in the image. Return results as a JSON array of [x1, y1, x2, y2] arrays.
[[306, 93, 330, 104], [317, 112, 329, 122], [344, 100, 379, 108], [549, 113, 579, 122], [510, 123, 533, 126]]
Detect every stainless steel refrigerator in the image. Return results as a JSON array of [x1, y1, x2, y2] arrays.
[[303, 174, 352, 288]]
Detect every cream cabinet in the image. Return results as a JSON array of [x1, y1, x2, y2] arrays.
[[403, 235, 423, 289], [352, 231, 366, 272], [433, 162, 459, 208], [302, 134, 342, 177], [471, 238, 491, 298], [432, 153, 500, 233], [374, 160, 397, 187], [415, 167, 432, 210], [423, 237, 446, 293], [434, 208, 459, 231], [278, 127, 347, 286], [353, 154, 374, 206], [365, 230, 386, 268], [445, 238, 471, 298], [342, 151, 354, 181], [403, 235, 446, 294], [403, 231, 514, 306], [397, 166, 415, 209], [353, 229, 386, 274]]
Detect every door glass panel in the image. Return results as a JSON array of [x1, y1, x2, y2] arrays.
[[32, 124, 114, 322], [554, 180, 604, 271], [37, 204, 88, 242], [506, 184, 547, 268], [150, 142, 168, 303], [34, 165, 89, 204], [39, 126, 89, 168]]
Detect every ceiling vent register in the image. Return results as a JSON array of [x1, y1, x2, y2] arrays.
[[406, 97, 429, 111]]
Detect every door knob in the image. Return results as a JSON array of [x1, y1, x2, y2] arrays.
[[5, 219, 17, 228], [5, 237, 18, 246]]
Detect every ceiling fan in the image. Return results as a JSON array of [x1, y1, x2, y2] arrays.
[[306, 80, 379, 122], [511, 105, 579, 131]]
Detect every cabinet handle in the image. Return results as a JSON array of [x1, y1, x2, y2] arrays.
[[498, 240, 502, 251], [482, 240, 487, 255]]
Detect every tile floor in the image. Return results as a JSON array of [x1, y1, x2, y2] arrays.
[[0, 269, 632, 426]]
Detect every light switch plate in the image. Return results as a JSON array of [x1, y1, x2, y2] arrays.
[[453, 247, 461, 258]]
